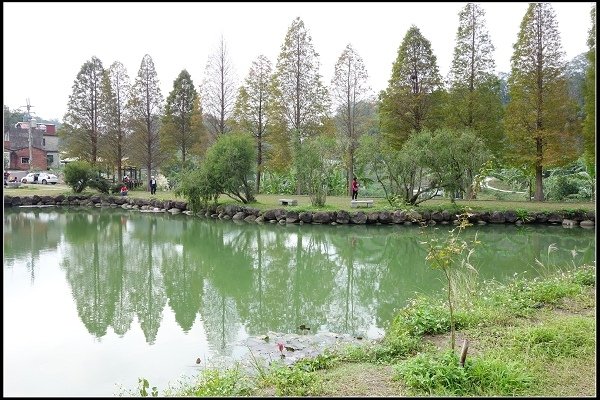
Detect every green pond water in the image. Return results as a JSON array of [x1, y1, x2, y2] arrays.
[[3, 207, 595, 396]]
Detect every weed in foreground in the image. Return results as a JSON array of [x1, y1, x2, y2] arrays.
[[177, 367, 253, 397], [394, 350, 532, 396], [266, 362, 324, 396]]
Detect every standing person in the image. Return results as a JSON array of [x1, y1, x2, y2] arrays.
[[150, 176, 157, 195], [4, 171, 9, 186], [351, 176, 359, 200]]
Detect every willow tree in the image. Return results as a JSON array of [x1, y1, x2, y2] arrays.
[[99, 61, 131, 181], [583, 5, 596, 178], [233, 55, 273, 193], [506, 3, 579, 201], [161, 69, 204, 167], [62, 56, 105, 164], [203, 35, 237, 137], [447, 3, 504, 163], [379, 25, 443, 149], [128, 54, 164, 188], [331, 44, 371, 195]]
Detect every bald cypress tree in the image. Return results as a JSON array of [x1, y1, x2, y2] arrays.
[[161, 69, 203, 167], [128, 54, 164, 189], [446, 3, 504, 161], [99, 61, 131, 181], [331, 44, 371, 196], [63, 56, 105, 164], [202, 36, 237, 137], [583, 5, 596, 178], [233, 55, 273, 193], [506, 3, 579, 201], [271, 17, 330, 194], [272, 17, 329, 148], [379, 25, 443, 149]]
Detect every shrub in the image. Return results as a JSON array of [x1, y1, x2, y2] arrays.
[[261, 170, 297, 195], [175, 166, 219, 212], [88, 177, 111, 194], [545, 175, 579, 200], [295, 135, 337, 207], [159, 133, 255, 208], [63, 161, 95, 193]]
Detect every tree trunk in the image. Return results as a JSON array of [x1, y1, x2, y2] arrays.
[[534, 139, 544, 201]]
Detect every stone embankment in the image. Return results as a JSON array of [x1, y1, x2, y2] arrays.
[[4, 194, 595, 228]]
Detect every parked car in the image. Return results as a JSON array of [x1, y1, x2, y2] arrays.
[[21, 172, 59, 185]]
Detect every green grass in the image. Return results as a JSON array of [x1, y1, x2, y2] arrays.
[[394, 349, 533, 396], [173, 368, 253, 397], [508, 316, 595, 359], [4, 184, 594, 213]]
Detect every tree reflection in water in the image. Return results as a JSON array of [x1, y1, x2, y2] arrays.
[[3, 208, 595, 353]]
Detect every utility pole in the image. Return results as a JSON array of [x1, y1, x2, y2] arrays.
[[21, 99, 35, 171]]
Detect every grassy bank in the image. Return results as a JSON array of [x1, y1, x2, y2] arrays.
[[124, 264, 595, 397], [4, 184, 595, 213]]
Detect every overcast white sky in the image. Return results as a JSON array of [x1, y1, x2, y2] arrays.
[[3, 2, 594, 121]]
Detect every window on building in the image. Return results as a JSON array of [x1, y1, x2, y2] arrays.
[[47, 154, 54, 165], [21, 157, 30, 164]]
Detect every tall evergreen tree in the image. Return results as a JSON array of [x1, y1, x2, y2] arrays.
[[271, 17, 330, 194], [99, 61, 131, 181], [583, 5, 596, 177], [128, 54, 164, 189], [233, 55, 273, 193], [202, 35, 237, 137], [272, 17, 330, 148], [161, 70, 203, 167], [62, 56, 105, 164], [379, 25, 443, 149], [331, 44, 371, 195], [506, 3, 579, 201], [446, 3, 504, 164]]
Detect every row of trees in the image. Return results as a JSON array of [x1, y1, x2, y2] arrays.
[[58, 3, 595, 203]]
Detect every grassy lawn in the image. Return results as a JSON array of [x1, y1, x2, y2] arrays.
[[4, 184, 595, 212]]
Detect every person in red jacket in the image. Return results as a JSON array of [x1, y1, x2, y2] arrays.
[[351, 176, 359, 200]]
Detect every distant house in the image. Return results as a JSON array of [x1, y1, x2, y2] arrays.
[[3, 121, 60, 170]]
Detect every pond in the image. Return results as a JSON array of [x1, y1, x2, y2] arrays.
[[3, 208, 595, 396]]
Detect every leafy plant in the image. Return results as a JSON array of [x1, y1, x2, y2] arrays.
[[63, 160, 96, 193], [420, 215, 480, 351], [88, 177, 111, 194], [295, 134, 337, 206], [294, 352, 337, 372], [514, 208, 532, 223], [138, 378, 158, 397]]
